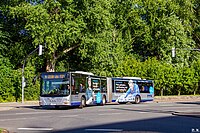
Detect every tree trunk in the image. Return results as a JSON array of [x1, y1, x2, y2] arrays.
[[46, 52, 56, 72], [45, 45, 79, 72], [46, 59, 55, 72], [160, 88, 163, 97], [178, 87, 181, 96]]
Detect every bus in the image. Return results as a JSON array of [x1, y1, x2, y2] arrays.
[[107, 77, 154, 104], [39, 71, 107, 108], [39, 71, 154, 108]]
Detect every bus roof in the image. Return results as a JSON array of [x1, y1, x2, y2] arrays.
[[111, 77, 153, 82], [122, 77, 141, 80], [113, 77, 141, 80], [72, 71, 94, 76]]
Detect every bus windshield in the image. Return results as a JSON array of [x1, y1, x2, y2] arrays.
[[41, 79, 70, 96], [40, 73, 70, 97]]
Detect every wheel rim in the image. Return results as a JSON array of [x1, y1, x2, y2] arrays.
[[102, 97, 106, 105], [136, 96, 140, 103], [81, 98, 85, 106]]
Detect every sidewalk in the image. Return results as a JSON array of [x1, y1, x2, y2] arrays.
[[0, 101, 39, 111]]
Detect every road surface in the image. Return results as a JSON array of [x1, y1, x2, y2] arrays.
[[0, 101, 200, 133]]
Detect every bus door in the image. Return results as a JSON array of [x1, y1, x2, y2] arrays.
[[106, 78, 112, 103], [100, 78, 107, 103], [70, 74, 87, 106], [91, 78, 101, 104]]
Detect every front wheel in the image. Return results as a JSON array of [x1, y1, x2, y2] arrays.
[[135, 95, 141, 104], [79, 97, 86, 108]]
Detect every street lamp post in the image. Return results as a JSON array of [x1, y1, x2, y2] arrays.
[[172, 48, 200, 58], [21, 45, 43, 103]]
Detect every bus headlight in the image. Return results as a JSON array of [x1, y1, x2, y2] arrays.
[[64, 101, 69, 104]]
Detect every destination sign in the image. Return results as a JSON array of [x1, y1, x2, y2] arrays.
[[44, 74, 66, 79]]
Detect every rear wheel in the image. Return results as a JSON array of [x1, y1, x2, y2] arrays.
[[101, 96, 106, 106], [135, 95, 141, 104], [79, 97, 86, 108]]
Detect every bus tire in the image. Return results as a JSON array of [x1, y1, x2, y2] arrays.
[[101, 96, 106, 106], [135, 95, 141, 104], [80, 97, 86, 108]]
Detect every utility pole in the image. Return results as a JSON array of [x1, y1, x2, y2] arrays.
[[21, 45, 43, 103], [172, 48, 176, 58], [172, 47, 200, 58]]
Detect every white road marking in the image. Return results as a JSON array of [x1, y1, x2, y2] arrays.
[[139, 112, 148, 113], [159, 104, 173, 106], [98, 113, 121, 115], [18, 128, 53, 131], [0, 118, 27, 122], [0, 115, 52, 122], [58, 115, 78, 118], [85, 129, 123, 132]]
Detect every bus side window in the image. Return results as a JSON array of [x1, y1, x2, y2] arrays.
[[144, 85, 149, 93], [137, 83, 142, 92], [71, 85, 76, 94], [79, 83, 86, 93], [140, 86, 145, 92], [101, 79, 107, 93]]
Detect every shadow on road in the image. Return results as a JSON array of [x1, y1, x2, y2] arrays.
[[111, 107, 175, 114], [50, 115, 200, 133], [175, 101, 200, 105], [18, 102, 124, 111], [18, 105, 80, 110]]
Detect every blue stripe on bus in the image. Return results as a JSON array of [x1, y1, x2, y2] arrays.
[[111, 99, 153, 102], [71, 102, 81, 106], [112, 100, 116, 102], [141, 99, 153, 102]]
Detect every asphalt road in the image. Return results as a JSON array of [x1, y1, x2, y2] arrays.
[[0, 101, 200, 133]]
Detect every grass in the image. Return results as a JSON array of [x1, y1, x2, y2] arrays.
[[0, 128, 8, 133]]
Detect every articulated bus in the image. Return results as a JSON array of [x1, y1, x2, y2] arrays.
[[39, 71, 154, 108], [39, 71, 107, 108]]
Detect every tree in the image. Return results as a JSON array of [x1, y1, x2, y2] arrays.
[[10, 0, 85, 72], [0, 25, 9, 56], [0, 56, 15, 102]]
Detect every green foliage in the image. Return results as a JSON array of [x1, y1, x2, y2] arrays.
[[0, 0, 199, 102], [0, 56, 15, 102]]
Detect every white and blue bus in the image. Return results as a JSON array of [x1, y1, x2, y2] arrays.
[[107, 77, 154, 104], [39, 71, 107, 108], [39, 71, 154, 108]]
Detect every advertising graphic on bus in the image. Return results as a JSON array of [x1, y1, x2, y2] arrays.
[[39, 71, 154, 108], [107, 77, 154, 104]]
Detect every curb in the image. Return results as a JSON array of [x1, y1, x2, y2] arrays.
[[0, 107, 14, 111], [172, 112, 200, 118]]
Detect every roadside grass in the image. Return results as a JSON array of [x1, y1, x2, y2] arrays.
[[0, 128, 3, 133], [0, 128, 8, 133]]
